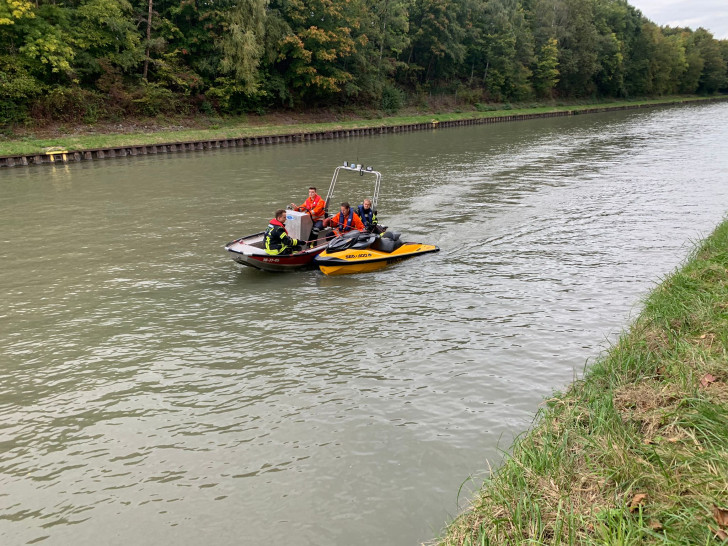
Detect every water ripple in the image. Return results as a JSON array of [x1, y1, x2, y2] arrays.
[[1, 103, 728, 545]]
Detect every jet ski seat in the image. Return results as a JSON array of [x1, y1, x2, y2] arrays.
[[372, 231, 403, 253]]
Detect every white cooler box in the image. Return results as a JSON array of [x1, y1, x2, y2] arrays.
[[285, 210, 313, 241]]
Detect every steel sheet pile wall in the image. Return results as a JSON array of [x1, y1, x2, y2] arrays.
[[2, 99, 726, 168]]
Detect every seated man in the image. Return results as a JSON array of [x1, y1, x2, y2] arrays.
[[290, 186, 326, 240], [357, 198, 385, 234], [323, 202, 365, 237], [264, 209, 302, 255]]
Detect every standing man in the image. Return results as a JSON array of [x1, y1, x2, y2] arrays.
[[324, 202, 365, 237], [291, 187, 326, 241], [265, 209, 301, 255]]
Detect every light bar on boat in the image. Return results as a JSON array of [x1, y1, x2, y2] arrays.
[[341, 161, 375, 171]]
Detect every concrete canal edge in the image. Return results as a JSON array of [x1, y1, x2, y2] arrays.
[[2, 97, 727, 168]]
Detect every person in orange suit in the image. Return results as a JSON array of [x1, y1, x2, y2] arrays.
[[290, 187, 326, 241], [324, 202, 365, 237]]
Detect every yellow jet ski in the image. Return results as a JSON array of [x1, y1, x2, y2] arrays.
[[314, 231, 439, 276]]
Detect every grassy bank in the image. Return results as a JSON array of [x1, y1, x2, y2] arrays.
[[439, 218, 728, 545], [1, 95, 725, 158]]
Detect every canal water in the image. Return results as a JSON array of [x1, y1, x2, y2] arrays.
[[1, 102, 727, 545]]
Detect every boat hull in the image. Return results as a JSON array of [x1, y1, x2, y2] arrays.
[[315, 242, 439, 276], [225, 232, 326, 272]]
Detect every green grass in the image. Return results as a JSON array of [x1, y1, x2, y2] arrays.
[[438, 218, 728, 545], [1, 95, 724, 157]]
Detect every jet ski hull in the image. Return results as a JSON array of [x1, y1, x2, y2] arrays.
[[315, 242, 439, 276]]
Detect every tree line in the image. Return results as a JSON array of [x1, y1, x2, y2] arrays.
[[1, 0, 727, 124]]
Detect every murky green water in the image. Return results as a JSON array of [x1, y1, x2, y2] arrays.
[[2, 103, 728, 545]]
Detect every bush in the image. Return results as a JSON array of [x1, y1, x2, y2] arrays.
[[380, 84, 404, 114], [199, 100, 215, 115], [95, 60, 133, 117], [131, 84, 180, 116], [475, 103, 497, 112], [206, 77, 270, 115], [0, 59, 44, 125], [455, 86, 483, 105], [29, 86, 106, 123]]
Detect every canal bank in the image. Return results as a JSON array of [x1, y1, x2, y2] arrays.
[[438, 218, 728, 544], [1, 95, 726, 168]]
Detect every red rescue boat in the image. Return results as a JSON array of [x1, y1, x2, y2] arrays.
[[225, 163, 383, 272]]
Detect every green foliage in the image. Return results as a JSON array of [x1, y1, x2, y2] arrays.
[[205, 76, 266, 113], [720, 41, 728, 92], [406, 0, 468, 85], [199, 100, 215, 115], [131, 82, 180, 116], [380, 83, 404, 113], [626, 22, 687, 96], [556, 0, 600, 96], [148, 50, 203, 96], [0, 56, 42, 123], [72, 0, 143, 81], [366, 0, 411, 76], [30, 85, 106, 122], [219, 0, 266, 95], [679, 33, 705, 94], [17, 5, 76, 77], [0, 0, 726, 120], [591, 0, 637, 97], [266, 0, 360, 103], [474, 102, 496, 111], [488, 0, 534, 100], [532, 37, 559, 98], [0, 0, 34, 25], [454, 84, 483, 105], [694, 28, 727, 93]]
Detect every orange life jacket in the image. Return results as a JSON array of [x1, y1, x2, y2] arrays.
[[331, 209, 365, 235], [298, 194, 326, 221]]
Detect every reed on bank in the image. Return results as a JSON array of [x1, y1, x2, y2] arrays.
[[439, 219, 728, 545], [1, 95, 724, 158]]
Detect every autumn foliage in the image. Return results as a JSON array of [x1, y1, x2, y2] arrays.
[[0, 0, 727, 125]]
